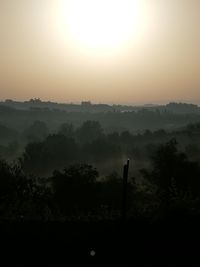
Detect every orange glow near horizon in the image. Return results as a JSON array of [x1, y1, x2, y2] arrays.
[[0, 0, 200, 104]]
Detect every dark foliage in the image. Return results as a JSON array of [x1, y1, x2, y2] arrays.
[[52, 164, 99, 216], [1, 137, 200, 222]]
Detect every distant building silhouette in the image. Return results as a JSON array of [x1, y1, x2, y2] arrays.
[[81, 101, 92, 106]]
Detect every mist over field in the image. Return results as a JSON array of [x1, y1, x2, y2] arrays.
[[1, 99, 200, 215], [1, 99, 200, 265]]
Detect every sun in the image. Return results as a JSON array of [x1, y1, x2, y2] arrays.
[[58, 0, 149, 52]]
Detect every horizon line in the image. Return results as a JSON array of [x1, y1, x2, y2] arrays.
[[0, 98, 200, 107]]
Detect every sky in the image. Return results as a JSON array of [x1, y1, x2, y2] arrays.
[[0, 0, 200, 105]]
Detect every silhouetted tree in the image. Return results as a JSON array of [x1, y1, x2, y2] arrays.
[[0, 160, 16, 217], [84, 138, 121, 162], [58, 123, 75, 138], [21, 134, 78, 176], [141, 139, 200, 211], [76, 121, 103, 144], [98, 173, 122, 217], [51, 164, 99, 217], [23, 120, 48, 142], [20, 142, 44, 175]]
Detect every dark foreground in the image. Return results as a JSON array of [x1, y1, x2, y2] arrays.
[[1, 216, 200, 266]]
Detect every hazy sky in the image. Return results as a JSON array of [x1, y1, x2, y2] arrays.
[[0, 0, 200, 104]]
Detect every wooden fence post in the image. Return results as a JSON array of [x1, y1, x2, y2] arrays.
[[122, 159, 129, 221]]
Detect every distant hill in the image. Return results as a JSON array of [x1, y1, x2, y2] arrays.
[[0, 99, 200, 114]]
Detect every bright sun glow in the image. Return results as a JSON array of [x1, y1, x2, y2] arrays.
[[57, 0, 152, 53]]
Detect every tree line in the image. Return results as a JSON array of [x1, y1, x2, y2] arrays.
[[1, 139, 200, 221], [1, 120, 200, 175]]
